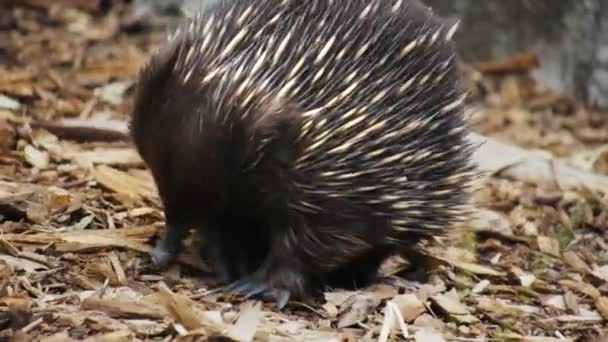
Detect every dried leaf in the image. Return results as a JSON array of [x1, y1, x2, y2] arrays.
[[438, 258, 505, 276], [91, 165, 157, 202], [0, 94, 22, 110], [123, 319, 170, 336], [153, 284, 207, 331], [0, 255, 49, 273], [322, 302, 338, 318], [47, 187, 73, 212], [518, 273, 536, 287], [563, 291, 579, 313], [23, 145, 50, 169], [595, 297, 608, 321], [337, 293, 382, 328], [226, 301, 263, 342], [431, 289, 479, 323], [39, 332, 74, 342], [3, 294, 33, 329], [472, 209, 513, 235], [2, 225, 156, 254], [0, 120, 16, 153], [543, 295, 566, 310], [378, 301, 409, 342], [63, 214, 95, 231], [498, 333, 574, 342], [67, 148, 143, 168], [390, 294, 426, 323], [563, 251, 591, 274], [81, 296, 167, 320], [472, 279, 491, 294], [93, 81, 134, 106], [558, 279, 601, 299], [324, 291, 358, 307], [555, 309, 603, 323], [537, 236, 560, 257], [591, 264, 608, 282], [82, 331, 135, 342], [414, 328, 446, 342]]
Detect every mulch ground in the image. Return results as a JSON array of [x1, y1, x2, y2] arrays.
[[0, 2, 607, 341]]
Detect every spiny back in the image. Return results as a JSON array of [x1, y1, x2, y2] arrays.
[[134, 0, 476, 238]]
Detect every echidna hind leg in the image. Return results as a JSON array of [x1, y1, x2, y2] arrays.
[[398, 248, 435, 283], [326, 247, 393, 290]]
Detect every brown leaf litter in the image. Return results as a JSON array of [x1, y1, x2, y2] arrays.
[[0, 2, 607, 341]]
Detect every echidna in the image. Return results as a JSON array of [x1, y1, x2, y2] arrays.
[[129, 0, 478, 309]]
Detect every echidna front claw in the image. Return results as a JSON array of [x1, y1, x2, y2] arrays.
[[223, 275, 291, 309], [224, 277, 249, 292], [150, 222, 186, 269], [225, 276, 268, 297], [272, 289, 291, 309], [151, 245, 174, 268]]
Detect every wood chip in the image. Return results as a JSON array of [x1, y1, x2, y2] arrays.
[[537, 236, 560, 257], [23, 145, 50, 169], [563, 251, 592, 274], [430, 290, 479, 324], [82, 330, 135, 342], [91, 165, 157, 202], [564, 291, 580, 314], [543, 295, 566, 311], [435, 256, 505, 277], [108, 252, 127, 286], [226, 301, 263, 342], [2, 225, 157, 254], [558, 280, 601, 300], [595, 297, 608, 321], [390, 294, 427, 323], [4, 294, 33, 329], [93, 81, 134, 105], [0, 255, 48, 273], [81, 296, 167, 320], [414, 329, 446, 342], [0, 120, 16, 152], [0, 94, 22, 110], [152, 283, 207, 331], [498, 333, 574, 342], [337, 293, 382, 328], [66, 148, 142, 168]]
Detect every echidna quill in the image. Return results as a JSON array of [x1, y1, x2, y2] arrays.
[[129, 0, 478, 309]]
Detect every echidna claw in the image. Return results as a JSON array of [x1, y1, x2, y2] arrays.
[[273, 289, 290, 310], [225, 276, 269, 297], [224, 277, 291, 309], [224, 278, 249, 292], [150, 245, 174, 269]]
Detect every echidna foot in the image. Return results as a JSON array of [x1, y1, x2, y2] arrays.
[[224, 274, 291, 309], [150, 222, 186, 269], [151, 245, 174, 269]]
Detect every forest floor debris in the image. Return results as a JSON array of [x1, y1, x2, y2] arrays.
[[0, 2, 607, 341]]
